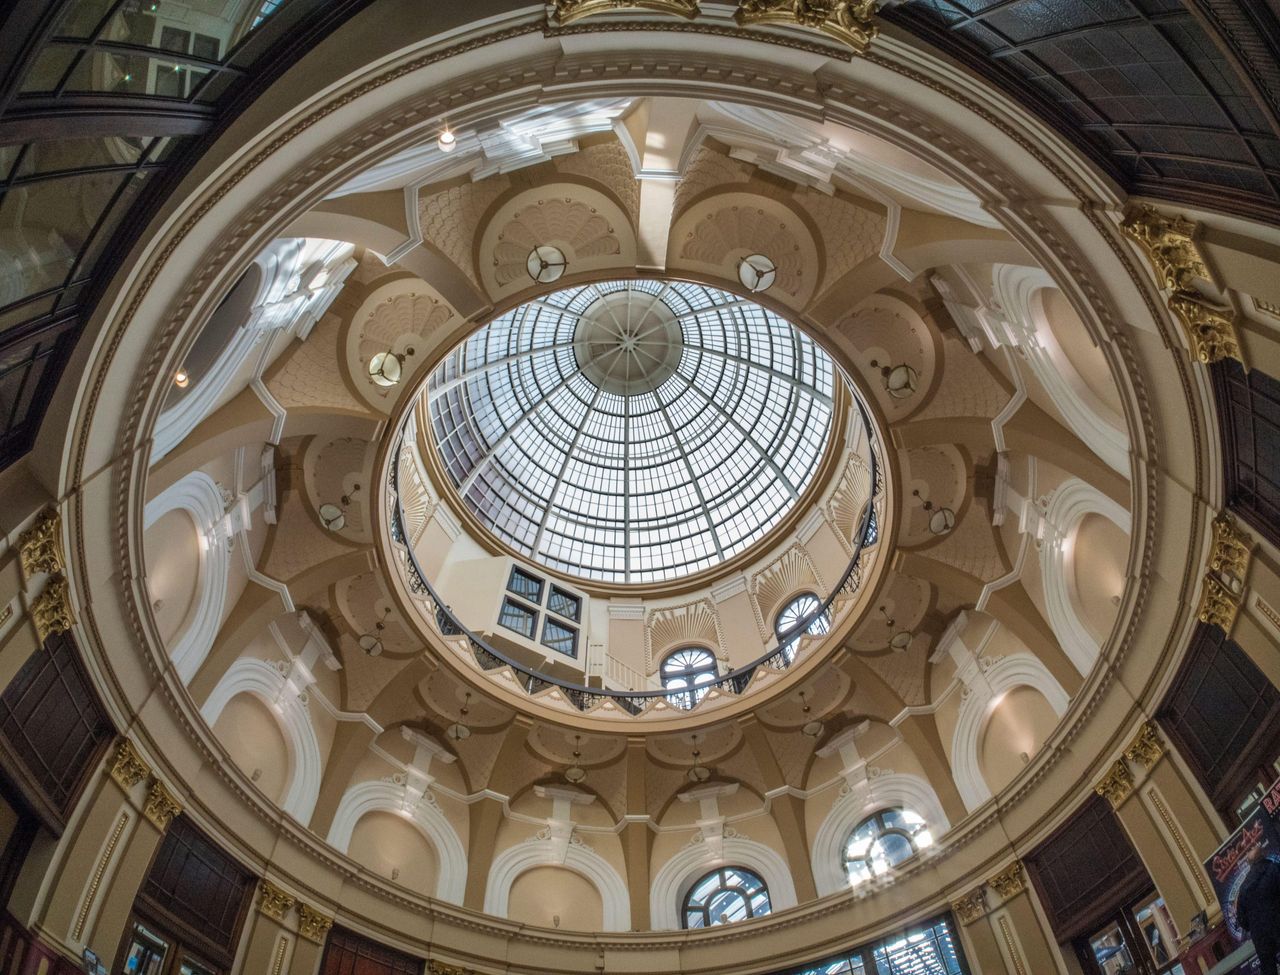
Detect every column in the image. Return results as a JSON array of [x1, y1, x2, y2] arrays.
[[238, 881, 330, 975]]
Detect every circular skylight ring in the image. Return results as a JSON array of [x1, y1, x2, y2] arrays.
[[424, 280, 838, 584]]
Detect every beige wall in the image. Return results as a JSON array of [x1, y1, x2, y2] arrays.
[[979, 686, 1059, 794], [212, 693, 291, 806], [143, 508, 200, 646], [348, 810, 440, 895], [508, 866, 604, 931]]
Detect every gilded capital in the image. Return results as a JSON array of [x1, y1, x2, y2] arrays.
[[258, 880, 296, 922], [553, 0, 699, 24], [1208, 514, 1252, 589], [952, 887, 988, 925], [297, 902, 334, 944], [1167, 293, 1243, 365], [32, 574, 75, 644], [109, 738, 151, 790], [1120, 205, 1212, 293], [1123, 721, 1165, 771], [735, 0, 879, 52], [1197, 574, 1240, 633], [428, 962, 474, 975], [143, 779, 183, 831], [987, 861, 1026, 901], [18, 508, 64, 584], [1095, 758, 1135, 808]]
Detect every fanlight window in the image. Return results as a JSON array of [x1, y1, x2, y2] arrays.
[[661, 647, 718, 710], [775, 592, 832, 657], [844, 808, 933, 886], [682, 866, 771, 928]]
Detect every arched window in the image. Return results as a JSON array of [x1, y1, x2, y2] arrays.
[[775, 593, 832, 659], [682, 866, 771, 928], [661, 647, 718, 710], [843, 808, 933, 886]]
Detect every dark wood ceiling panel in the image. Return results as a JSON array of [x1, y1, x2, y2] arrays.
[[882, 0, 1280, 222]]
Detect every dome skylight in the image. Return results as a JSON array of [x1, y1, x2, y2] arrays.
[[425, 280, 836, 584]]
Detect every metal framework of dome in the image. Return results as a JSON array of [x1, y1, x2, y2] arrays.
[[425, 280, 836, 583]]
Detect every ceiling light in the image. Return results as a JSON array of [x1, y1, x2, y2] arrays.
[[173, 368, 190, 388], [438, 128, 457, 153], [526, 245, 568, 284], [564, 735, 587, 784], [889, 631, 913, 651], [737, 253, 777, 293], [319, 484, 360, 532], [870, 359, 919, 399], [446, 692, 472, 741], [798, 690, 823, 738], [687, 735, 712, 782], [358, 607, 392, 656], [369, 346, 414, 388], [912, 488, 955, 536]]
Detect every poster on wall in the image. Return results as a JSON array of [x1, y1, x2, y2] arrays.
[[1204, 776, 1280, 975]]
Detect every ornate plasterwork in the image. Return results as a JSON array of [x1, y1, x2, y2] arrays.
[[554, 0, 699, 25], [1095, 759, 1134, 808], [143, 779, 183, 830], [109, 738, 151, 790], [258, 880, 297, 921], [32, 574, 75, 643], [1207, 513, 1252, 591], [19, 508, 64, 584], [296, 902, 334, 943], [986, 861, 1026, 902], [735, 0, 879, 52], [1196, 574, 1240, 633], [645, 599, 723, 669], [1123, 721, 1164, 771], [952, 887, 988, 926], [1121, 205, 1243, 365], [428, 962, 473, 975]]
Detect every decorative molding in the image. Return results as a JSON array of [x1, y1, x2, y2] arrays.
[[296, 902, 333, 944], [18, 508, 64, 583], [1120, 206, 1212, 292], [270, 936, 289, 975], [1095, 759, 1135, 808], [143, 780, 182, 831], [72, 811, 128, 942], [108, 738, 151, 790], [1123, 722, 1164, 771], [1255, 594, 1280, 643], [1120, 205, 1244, 365], [31, 574, 75, 643], [951, 887, 987, 925], [986, 861, 1026, 902], [553, 0, 699, 24], [997, 914, 1028, 975], [1197, 574, 1240, 633], [428, 961, 473, 975], [1146, 787, 1212, 903], [258, 879, 297, 922], [735, 0, 879, 52], [1208, 513, 1252, 590], [1167, 293, 1243, 365]]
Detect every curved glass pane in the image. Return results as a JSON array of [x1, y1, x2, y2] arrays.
[[683, 867, 771, 929], [775, 592, 832, 646], [843, 808, 932, 886], [661, 646, 718, 710], [426, 280, 835, 584]]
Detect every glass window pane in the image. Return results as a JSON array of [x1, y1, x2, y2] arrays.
[[873, 921, 965, 975], [10, 137, 145, 179], [541, 618, 577, 658], [55, 0, 124, 37], [0, 172, 125, 307], [19, 46, 78, 93], [507, 566, 544, 603], [681, 867, 772, 929], [498, 598, 537, 639], [548, 585, 581, 621], [1088, 922, 1135, 975]]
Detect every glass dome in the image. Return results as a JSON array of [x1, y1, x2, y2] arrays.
[[425, 280, 835, 584]]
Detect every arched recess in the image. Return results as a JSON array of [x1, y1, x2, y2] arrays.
[[144, 471, 229, 683], [327, 779, 466, 904], [810, 773, 951, 897], [1040, 477, 1132, 677], [484, 838, 631, 931], [201, 657, 322, 826], [649, 836, 798, 931], [950, 653, 1071, 811], [991, 264, 1130, 475]]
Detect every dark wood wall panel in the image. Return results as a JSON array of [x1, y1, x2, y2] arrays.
[[1214, 360, 1280, 548], [0, 631, 114, 830], [1026, 795, 1152, 941], [1157, 621, 1280, 814], [320, 927, 423, 975], [138, 816, 255, 966]]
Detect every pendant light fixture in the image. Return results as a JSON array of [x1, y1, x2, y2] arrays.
[[358, 606, 392, 656], [368, 345, 415, 388], [446, 691, 472, 742], [318, 484, 360, 532], [798, 690, 823, 738], [687, 734, 711, 783], [526, 245, 568, 284], [737, 253, 777, 293], [912, 488, 956, 535], [564, 734, 587, 784], [869, 358, 920, 399]]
